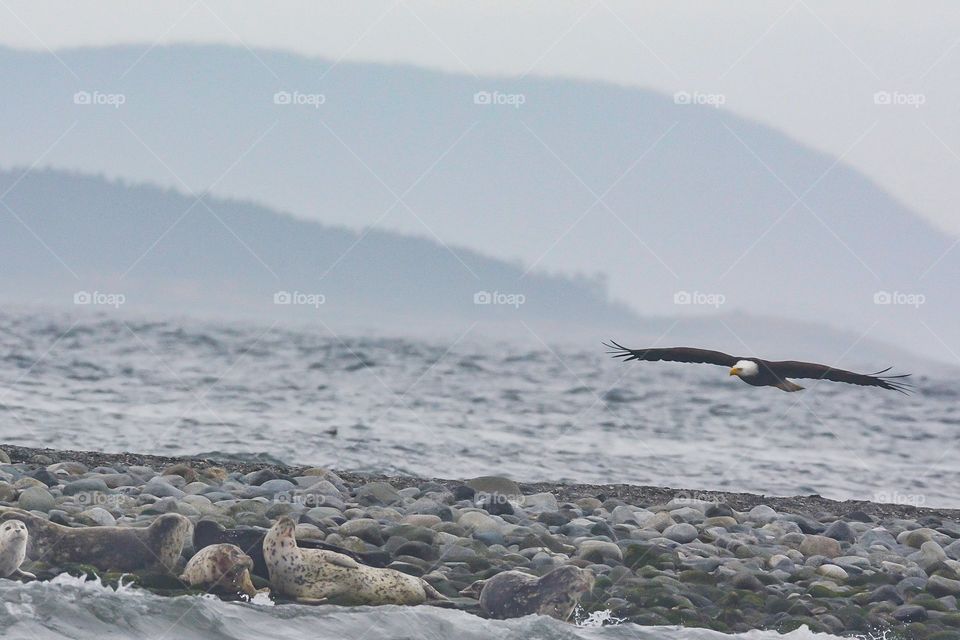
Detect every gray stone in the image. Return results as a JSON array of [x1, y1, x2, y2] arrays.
[[464, 476, 521, 501], [816, 564, 848, 581], [892, 604, 927, 622], [917, 540, 948, 571], [0, 481, 17, 503], [747, 504, 778, 524], [142, 477, 185, 499], [669, 507, 705, 524], [799, 534, 841, 558], [63, 478, 113, 496], [78, 507, 116, 526], [860, 527, 898, 549], [664, 523, 699, 544], [730, 572, 764, 591], [577, 540, 623, 563], [17, 485, 56, 512], [823, 520, 856, 542], [338, 518, 384, 545], [259, 479, 297, 494], [458, 511, 500, 534], [521, 492, 558, 513], [354, 482, 401, 506], [927, 575, 960, 597], [304, 506, 344, 522]]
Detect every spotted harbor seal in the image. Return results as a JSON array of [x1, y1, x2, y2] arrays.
[[263, 516, 446, 605], [194, 519, 389, 579], [0, 520, 35, 580], [459, 565, 595, 621], [179, 543, 265, 598], [0, 509, 190, 573]]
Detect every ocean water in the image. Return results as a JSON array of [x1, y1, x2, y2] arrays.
[[0, 574, 860, 640], [0, 309, 955, 506], [0, 308, 954, 639]]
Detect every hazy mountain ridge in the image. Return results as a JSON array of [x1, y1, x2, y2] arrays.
[[0, 168, 636, 333], [0, 44, 957, 360]]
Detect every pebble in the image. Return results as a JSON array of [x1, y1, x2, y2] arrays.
[[0, 451, 958, 637], [17, 485, 56, 512], [823, 520, 856, 542], [799, 534, 842, 558], [664, 523, 699, 543]]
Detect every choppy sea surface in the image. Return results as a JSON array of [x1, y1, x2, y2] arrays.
[[0, 575, 864, 640], [0, 309, 954, 639]]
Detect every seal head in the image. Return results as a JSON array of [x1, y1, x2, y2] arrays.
[[0, 520, 33, 579], [179, 543, 262, 598]]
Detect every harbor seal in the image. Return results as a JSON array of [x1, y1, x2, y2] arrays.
[[0, 520, 35, 580], [194, 519, 389, 579], [179, 543, 265, 598], [459, 565, 595, 621], [263, 516, 446, 605], [0, 509, 190, 573]]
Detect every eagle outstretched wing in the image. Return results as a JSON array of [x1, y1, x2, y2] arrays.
[[603, 341, 738, 367], [766, 361, 913, 394]]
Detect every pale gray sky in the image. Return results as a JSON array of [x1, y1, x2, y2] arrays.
[[3, 0, 960, 236]]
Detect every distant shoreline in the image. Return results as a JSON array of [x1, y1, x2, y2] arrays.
[[3, 443, 952, 522]]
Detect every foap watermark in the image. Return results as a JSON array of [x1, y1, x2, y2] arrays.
[[873, 90, 925, 108], [473, 90, 526, 109], [73, 90, 126, 109], [873, 290, 925, 308], [673, 91, 726, 109], [273, 290, 326, 308], [74, 290, 125, 308], [273, 492, 337, 507], [474, 491, 522, 507], [73, 491, 127, 508], [273, 90, 326, 108], [473, 290, 526, 308], [874, 491, 926, 507], [673, 290, 726, 308]]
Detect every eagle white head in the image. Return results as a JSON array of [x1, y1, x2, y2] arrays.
[[729, 360, 759, 378]]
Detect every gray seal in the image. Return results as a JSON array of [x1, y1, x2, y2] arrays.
[[0, 520, 35, 580], [263, 516, 446, 605], [460, 565, 595, 621], [0, 509, 190, 573]]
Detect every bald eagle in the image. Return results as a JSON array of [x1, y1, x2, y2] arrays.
[[604, 341, 912, 394]]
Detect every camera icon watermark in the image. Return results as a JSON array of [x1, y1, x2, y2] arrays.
[[873, 290, 925, 308], [873, 90, 925, 108], [73, 290, 125, 308], [273, 90, 326, 108], [273, 290, 325, 308], [673, 91, 725, 109], [473, 90, 526, 109], [73, 90, 126, 109], [673, 290, 725, 308], [473, 290, 526, 308]]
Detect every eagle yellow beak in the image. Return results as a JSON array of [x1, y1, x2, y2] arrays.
[[729, 367, 740, 376]]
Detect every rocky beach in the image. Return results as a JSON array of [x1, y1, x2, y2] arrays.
[[0, 444, 957, 638]]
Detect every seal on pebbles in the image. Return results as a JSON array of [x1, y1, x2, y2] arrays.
[[460, 565, 595, 621], [0, 509, 190, 573], [179, 543, 265, 598], [194, 519, 389, 579], [263, 516, 446, 605], [0, 520, 35, 580]]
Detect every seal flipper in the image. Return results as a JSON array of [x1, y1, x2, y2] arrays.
[[296, 597, 328, 605], [324, 553, 359, 569], [422, 581, 448, 601], [13, 569, 36, 580]]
